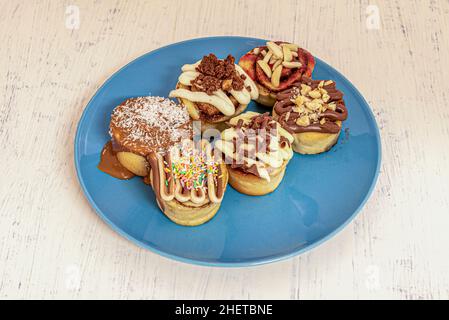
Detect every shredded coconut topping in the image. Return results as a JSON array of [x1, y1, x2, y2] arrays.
[[110, 97, 192, 154]]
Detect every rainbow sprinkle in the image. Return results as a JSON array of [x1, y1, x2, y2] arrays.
[[171, 145, 219, 191]]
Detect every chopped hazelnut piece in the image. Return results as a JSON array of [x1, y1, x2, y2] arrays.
[[309, 113, 318, 122], [294, 105, 306, 114], [306, 101, 321, 111], [308, 89, 322, 99], [296, 115, 310, 126], [327, 103, 337, 111], [295, 96, 305, 106], [301, 84, 312, 96]]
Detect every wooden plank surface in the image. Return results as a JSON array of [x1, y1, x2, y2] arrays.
[[0, 0, 448, 299]]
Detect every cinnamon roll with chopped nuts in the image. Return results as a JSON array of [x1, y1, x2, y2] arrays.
[[215, 112, 293, 196], [238, 41, 315, 107], [169, 54, 259, 132], [273, 76, 348, 154]]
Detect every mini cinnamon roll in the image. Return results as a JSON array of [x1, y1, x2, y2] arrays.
[[99, 96, 192, 179], [215, 112, 293, 196], [273, 76, 348, 154], [169, 54, 259, 132], [238, 41, 315, 107], [148, 139, 228, 226]]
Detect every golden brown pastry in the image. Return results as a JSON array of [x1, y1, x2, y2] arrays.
[[169, 54, 259, 132], [147, 139, 228, 226], [215, 112, 294, 196], [273, 76, 348, 154], [238, 41, 315, 107]]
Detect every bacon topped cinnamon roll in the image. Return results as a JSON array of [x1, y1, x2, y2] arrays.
[[169, 54, 259, 132], [215, 112, 293, 196], [147, 139, 228, 226], [238, 41, 315, 107], [273, 76, 348, 154]]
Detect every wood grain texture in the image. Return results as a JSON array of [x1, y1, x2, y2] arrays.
[[0, 0, 448, 299]]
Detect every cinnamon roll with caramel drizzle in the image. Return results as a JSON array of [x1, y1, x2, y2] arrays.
[[215, 112, 293, 196], [148, 139, 228, 226], [238, 41, 315, 107], [169, 54, 259, 132], [273, 76, 348, 154]]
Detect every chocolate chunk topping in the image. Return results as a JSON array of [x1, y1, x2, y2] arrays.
[[191, 54, 245, 95]]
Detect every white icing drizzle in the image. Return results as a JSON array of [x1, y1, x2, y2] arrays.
[[234, 64, 259, 100], [169, 88, 236, 116], [216, 112, 293, 182], [169, 58, 259, 116]]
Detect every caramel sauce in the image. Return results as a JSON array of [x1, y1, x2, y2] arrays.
[[98, 141, 135, 180]]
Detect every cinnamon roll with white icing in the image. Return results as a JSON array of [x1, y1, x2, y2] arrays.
[[169, 54, 259, 132], [215, 112, 293, 196]]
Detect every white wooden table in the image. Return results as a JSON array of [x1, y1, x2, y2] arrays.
[[1, 0, 448, 299]]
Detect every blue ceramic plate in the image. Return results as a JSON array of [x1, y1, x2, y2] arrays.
[[75, 36, 381, 267]]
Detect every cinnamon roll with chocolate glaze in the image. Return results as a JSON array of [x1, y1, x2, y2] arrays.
[[215, 112, 293, 196], [148, 139, 228, 226], [273, 76, 348, 154], [169, 54, 259, 132], [99, 97, 229, 226], [99, 96, 192, 179], [238, 41, 315, 107]]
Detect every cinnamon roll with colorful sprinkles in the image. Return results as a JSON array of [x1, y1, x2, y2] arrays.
[[147, 139, 228, 226], [273, 76, 348, 154], [169, 54, 259, 132], [215, 112, 293, 196]]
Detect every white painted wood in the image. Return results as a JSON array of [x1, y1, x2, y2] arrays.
[[0, 0, 448, 299]]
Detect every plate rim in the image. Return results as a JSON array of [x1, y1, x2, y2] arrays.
[[74, 36, 382, 267]]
